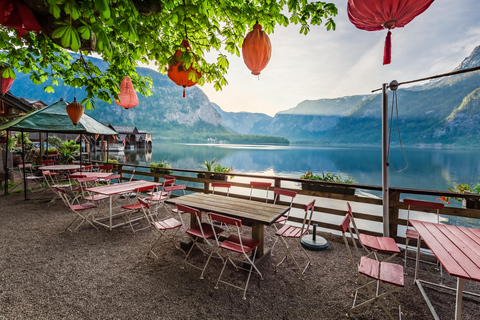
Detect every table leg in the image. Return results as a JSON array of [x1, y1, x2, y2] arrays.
[[252, 223, 264, 257], [109, 196, 113, 230], [455, 277, 466, 320], [415, 234, 421, 283]]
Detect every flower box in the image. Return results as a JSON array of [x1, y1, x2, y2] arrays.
[[463, 198, 480, 209], [211, 173, 228, 181], [301, 182, 355, 196]]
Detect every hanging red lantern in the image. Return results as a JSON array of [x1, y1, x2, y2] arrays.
[[167, 39, 201, 98], [0, 0, 43, 37], [114, 77, 139, 109], [347, 0, 434, 65], [66, 98, 84, 126], [242, 22, 272, 75], [0, 72, 14, 96]]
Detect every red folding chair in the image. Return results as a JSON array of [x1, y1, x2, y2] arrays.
[[348, 256, 404, 320], [121, 185, 158, 232], [403, 199, 444, 268], [98, 165, 114, 172], [40, 159, 56, 166], [211, 182, 231, 196], [180, 204, 224, 279], [274, 200, 315, 280], [143, 198, 186, 260], [169, 185, 187, 215], [54, 187, 99, 232], [249, 181, 271, 202], [17, 163, 44, 193], [271, 188, 297, 253], [347, 202, 400, 262], [207, 212, 263, 300]]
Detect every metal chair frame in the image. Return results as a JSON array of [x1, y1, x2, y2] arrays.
[[54, 186, 99, 232], [274, 200, 315, 280], [207, 212, 263, 300], [211, 182, 231, 197], [249, 181, 271, 202]]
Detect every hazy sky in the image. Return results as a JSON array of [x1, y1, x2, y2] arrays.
[[196, 0, 480, 116]]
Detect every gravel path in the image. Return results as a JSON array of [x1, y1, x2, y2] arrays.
[[1, 191, 480, 319]]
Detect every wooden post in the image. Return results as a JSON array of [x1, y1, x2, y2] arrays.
[[389, 190, 400, 239]]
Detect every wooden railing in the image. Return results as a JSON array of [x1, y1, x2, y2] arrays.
[[109, 162, 480, 247]]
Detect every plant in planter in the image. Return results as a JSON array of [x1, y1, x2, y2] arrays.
[[197, 158, 218, 178], [57, 140, 80, 164], [212, 164, 233, 181], [440, 184, 480, 209], [149, 160, 172, 174], [300, 171, 356, 195], [106, 158, 120, 170]]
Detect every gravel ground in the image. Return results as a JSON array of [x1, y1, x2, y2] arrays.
[[1, 190, 480, 319]]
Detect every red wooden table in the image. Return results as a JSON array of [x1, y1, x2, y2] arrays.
[[86, 180, 161, 230], [410, 220, 480, 319]]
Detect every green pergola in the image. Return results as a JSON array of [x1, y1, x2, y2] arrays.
[[0, 98, 118, 199]]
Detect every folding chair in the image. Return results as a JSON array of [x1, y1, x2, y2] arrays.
[[271, 188, 297, 252], [40, 159, 56, 166], [166, 185, 187, 215], [347, 256, 404, 320], [42, 170, 71, 196], [98, 165, 114, 173], [54, 187, 99, 232], [207, 212, 263, 300], [151, 177, 176, 197], [274, 200, 315, 280], [180, 204, 224, 279], [403, 199, 444, 267], [249, 181, 271, 202], [211, 182, 231, 196], [143, 198, 186, 260], [347, 202, 400, 262], [17, 163, 44, 192], [121, 185, 158, 233]]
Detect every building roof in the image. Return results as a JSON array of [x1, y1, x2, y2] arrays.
[[112, 126, 138, 134]]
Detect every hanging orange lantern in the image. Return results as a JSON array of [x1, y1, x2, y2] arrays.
[[114, 77, 139, 109], [66, 98, 84, 126], [242, 22, 272, 76], [167, 39, 201, 98]]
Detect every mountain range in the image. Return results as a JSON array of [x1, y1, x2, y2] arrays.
[[7, 45, 480, 146]]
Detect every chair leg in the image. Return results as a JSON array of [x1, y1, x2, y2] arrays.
[[404, 238, 409, 269]]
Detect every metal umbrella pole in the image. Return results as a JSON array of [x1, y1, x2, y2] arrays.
[[382, 83, 389, 237]]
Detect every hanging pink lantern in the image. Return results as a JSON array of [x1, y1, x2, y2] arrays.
[[114, 77, 139, 109]]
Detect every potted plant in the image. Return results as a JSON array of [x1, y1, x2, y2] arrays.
[[197, 158, 217, 179], [442, 184, 480, 209], [149, 160, 172, 174], [212, 164, 233, 181], [300, 171, 356, 195], [106, 158, 120, 171]]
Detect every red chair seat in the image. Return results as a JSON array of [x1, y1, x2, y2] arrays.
[[380, 261, 405, 287], [186, 223, 223, 239], [84, 194, 109, 201], [359, 234, 400, 254], [220, 235, 260, 254], [71, 203, 98, 211], [121, 203, 146, 210], [275, 216, 288, 223], [405, 228, 419, 239], [275, 224, 305, 239], [152, 217, 182, 231]]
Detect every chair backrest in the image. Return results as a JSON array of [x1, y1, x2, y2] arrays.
[[138, 197, 150, 209], [176, 204, 200, 217], [340, 213, 360, 269], [273, 188, 297, 220], [161, 179, 176, 187], [99, 165, 113, 172], [299, 200, 315, 236], [249, 181, 271, 202], [164, 184, 186, 197], [346, 202, 366, 251], [17, 163, 33, 178], [135, 185, 157, 194], [403, 199, 444, 225], [207, 212, 242, 246], [40, 160, 55, 165], [104, 174, 121, 184], [211, 182, 231, 197], [42, 170, 54, 187], [164, 175, 176, 181]]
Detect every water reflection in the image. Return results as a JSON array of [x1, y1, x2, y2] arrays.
[[93, 143, 480, 194]]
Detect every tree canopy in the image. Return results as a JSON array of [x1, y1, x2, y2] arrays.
[[0, 0, 337, 109]]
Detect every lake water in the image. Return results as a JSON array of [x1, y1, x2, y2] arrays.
[[104, 143, 480, 229], [114, 143, 480, 193]]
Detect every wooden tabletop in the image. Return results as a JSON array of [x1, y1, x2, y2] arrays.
[[86, 180, 161, 196], [38, 164, 83, 171], [410, 220, 480, 281], [166, 193, 289, 225]]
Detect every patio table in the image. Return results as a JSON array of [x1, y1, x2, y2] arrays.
[[68, 172, 113, 179], [38, 164, 84, 171], [410, 219, 480, 320], [86, 180, 161, 230], [166, 193, 290, 260]]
